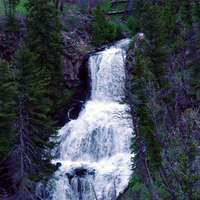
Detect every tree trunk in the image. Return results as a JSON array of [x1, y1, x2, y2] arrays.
[[55, 0, 59, 16], [128, 98, 155, 200], [19, 93, 25, 200], [111, 0, 127, 7], [124, 63, 155, 200], [88, 0, 92, 15], [121, 0, 130, 21], [20, 131, 24, 200], [9, 2, 11, 16], [3, 0, 7, 15], [60, 0, 63, 12]]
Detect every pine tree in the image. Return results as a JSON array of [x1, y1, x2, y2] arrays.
[[179, 0, 193, 27], [162, 0, 180, 43], [5, 42, 57, 199], [0, 60, 17, 167], [92, 1, 108, 46], [126, 0, 200, 199], [92, 1, 117, 46], [126, 0, 174, 198], [25, 0, 64, 114], [3, 0, 19, 34]]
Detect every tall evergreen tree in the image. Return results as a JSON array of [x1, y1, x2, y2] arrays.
[[3, 0, 19, 34], [25, 0, 64, 114], [92, 1, 108, 46], [0, 60, 17, 167], [5, 42, 57, 199]]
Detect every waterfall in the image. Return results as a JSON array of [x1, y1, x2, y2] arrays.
[[36, 39, 133, 200]]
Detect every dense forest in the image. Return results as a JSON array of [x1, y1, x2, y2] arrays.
[[0, 0, 200, 199], [123, 0, 200, 199]]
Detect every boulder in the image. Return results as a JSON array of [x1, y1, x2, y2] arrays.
[[74, 168, 88, 177]]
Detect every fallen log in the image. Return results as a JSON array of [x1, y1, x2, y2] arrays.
[[103, 9, 131, 15], [111, 0, 127, 7]]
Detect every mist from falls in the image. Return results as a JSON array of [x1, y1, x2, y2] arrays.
[[36, 39, 133, 200]]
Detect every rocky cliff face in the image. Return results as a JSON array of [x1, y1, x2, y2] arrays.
[[0, 16, 27, 62], [0, 14, 95, 89]]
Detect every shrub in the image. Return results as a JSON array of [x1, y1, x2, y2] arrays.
[[91, 1, 117, 46], [3, 15, 18, 34], [115, 21, 124, 38], [64, 25, 69, 32], [67, 16, 74, 23], [92, 21, 105, 46], [127, 16, 139, 36], [105, 21, 116, 41]]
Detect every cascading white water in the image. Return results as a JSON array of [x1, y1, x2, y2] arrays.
[[36, 39, 133, 200]]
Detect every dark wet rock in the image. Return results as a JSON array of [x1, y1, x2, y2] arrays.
[[88, 170, 95, 176], [75, 168, 88, 177], [56, 162, 62, 170], [66, 173, 74, 185]]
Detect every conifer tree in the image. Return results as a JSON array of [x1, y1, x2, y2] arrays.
[[179, 0, 193, 27], [126, 0, 200, 199], [2, 0, 20, 34], [92, 1, 117, 46], [5, 42, 57, 199], [0, 60, 17, 167], [25, 0, 64, 114], [92, 1, 108, 46]]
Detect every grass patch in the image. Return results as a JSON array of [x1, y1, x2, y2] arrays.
[[0, 0, 27, 16], [15, 0, 27, 15], [63, 25, 69, 32], [0, 0, 5, 15]]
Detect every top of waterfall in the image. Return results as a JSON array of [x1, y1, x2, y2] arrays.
[[113, 38, 131, 50]]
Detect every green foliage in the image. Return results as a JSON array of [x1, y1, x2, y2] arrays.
[[129, 170, 143, 195], [127, 16, 139, 36], [179, 0, 193, 27], [3, 14, 18, 33], [104, 20, 116, 41], [67, 16, 74, 23], [193, 0, 200, 24], [91, 1, 118, 46], [0, 60, 17, 162], [5, 0, 20, 15], [78, 24, 84, 31], [3, 42, 58, 198], [2, 0, 20, 34], [115, 21, 124, 38], [91, 1, 108, 46], [25, 0, 65, 114], [126, 0, 200, 199], [63, 24, 70, 32]]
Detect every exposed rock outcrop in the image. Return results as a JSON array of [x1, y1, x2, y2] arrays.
[[0, 14, 95, 89], [0, 16, 26, 61]]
